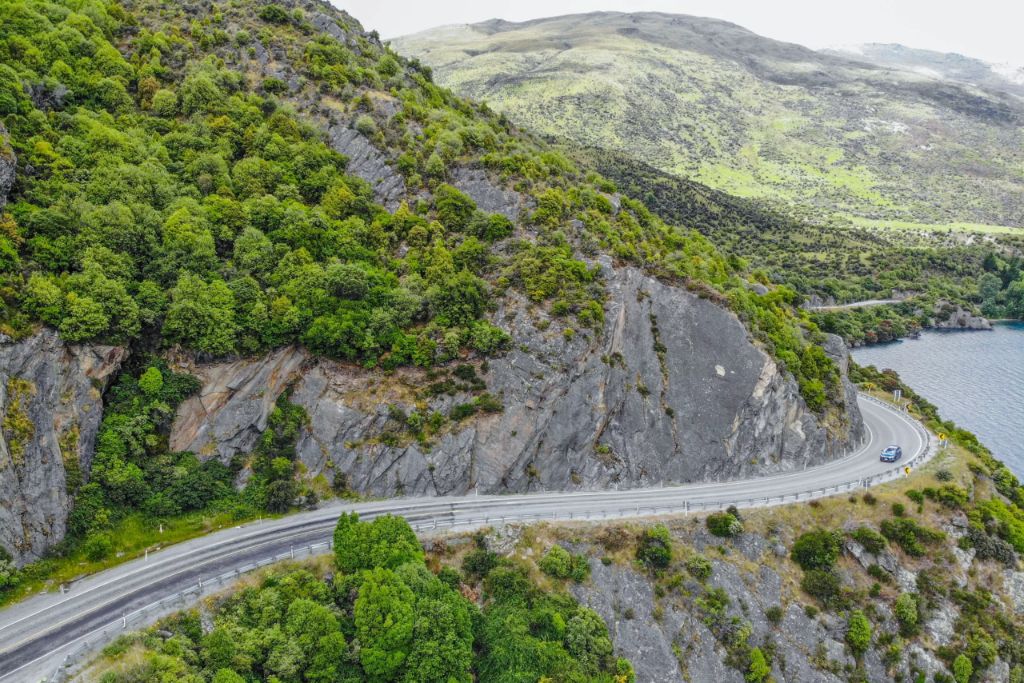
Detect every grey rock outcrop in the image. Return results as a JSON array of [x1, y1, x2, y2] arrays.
[[0, 330, 127, 564], [172, 265, 864, 498], [450, 167, 526, 220], [570, 543, 854, 683], [326, 124, 406, 210], [0, 122, 14, 211], [930, 300, 993, 330], [169, 346, 308, 460]]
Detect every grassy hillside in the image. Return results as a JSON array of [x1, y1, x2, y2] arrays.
[[393, 12, 1024, 230]]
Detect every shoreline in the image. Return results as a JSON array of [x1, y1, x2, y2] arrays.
[[849, 318, 1022, 348]]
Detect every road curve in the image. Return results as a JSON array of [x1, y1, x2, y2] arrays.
[[805, 298, 906, 311], [0, 394, 931, 682]]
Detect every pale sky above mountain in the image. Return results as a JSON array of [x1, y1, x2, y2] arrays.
[[335, 0, 1024, 68]]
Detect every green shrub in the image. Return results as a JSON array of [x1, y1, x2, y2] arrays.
[[801, 569, 844, 608], [636, 525, 673, 569], [845, 610, 872, 657], [462, 548, 499, 581], [354, 114, 377, 136], [892, 502, 906, 517], [867, 564, 891, 583], [894, 593, 919, 636], [765, 605, 784, 625], [880, 518, 945, 556], [258, 4, 290, 23], [706, 512, 743, 538], [791, 529, 842, 570], [685, 554, 713, 581], [83, 532, 113, 562], [539, 545, 590, 582], [747, 646, 771, 682], [953, 654, 973, 683], [851, 526, 887, 555]]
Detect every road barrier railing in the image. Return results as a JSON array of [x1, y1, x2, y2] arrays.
[[39, 395, 938, 682]]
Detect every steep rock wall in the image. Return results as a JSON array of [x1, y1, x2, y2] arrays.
[[0, 330, 127, 564], [170, 264, 864, 497]]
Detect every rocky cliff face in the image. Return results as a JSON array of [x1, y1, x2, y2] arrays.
[[0, 330, 127, 564], [170, 264, 863, 498]]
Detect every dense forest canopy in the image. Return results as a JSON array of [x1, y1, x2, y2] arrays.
[[0, 0, 845, 413], [87, 513, 636, 682]]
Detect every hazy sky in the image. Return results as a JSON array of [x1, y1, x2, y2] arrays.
[[335, 0, 1024, 67]]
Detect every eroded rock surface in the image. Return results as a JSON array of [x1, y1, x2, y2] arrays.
[[0, 330, 126, 564], [170, 346, 308, 460], [326, 125, 406, 210], [172, 266, 864, 498]]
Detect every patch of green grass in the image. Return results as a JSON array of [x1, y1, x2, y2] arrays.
[[0, 508, 266, 608]]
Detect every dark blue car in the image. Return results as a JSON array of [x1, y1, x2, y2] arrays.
[[880, 445, 903, 463]]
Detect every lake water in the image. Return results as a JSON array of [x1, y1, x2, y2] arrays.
[[851, 322, 1024, 477]]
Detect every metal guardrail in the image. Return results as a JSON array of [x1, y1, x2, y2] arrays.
[[41, 395, 936, 682]]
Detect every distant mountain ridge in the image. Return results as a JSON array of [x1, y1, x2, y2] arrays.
[[393, 12, 1024, 229], [826, 43, 1024, 99]]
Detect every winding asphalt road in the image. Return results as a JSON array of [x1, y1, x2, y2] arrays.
[[0, 394, 931, 682]]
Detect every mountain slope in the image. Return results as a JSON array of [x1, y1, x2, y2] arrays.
[[826, 43, 1024, 99], [393, 12, 1024, 229], [0, 0, 861, 568]]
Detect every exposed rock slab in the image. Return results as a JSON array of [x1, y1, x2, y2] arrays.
[[571, 558, 686, 682], [0, 330, 127, 564], [326, 125, 406, 210], [450, 167, 526, 220], [170, 346, 308, 460]]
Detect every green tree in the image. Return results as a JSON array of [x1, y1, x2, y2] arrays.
[[427, 270, 488, 327], [354, 567, 415, 680], [333, 513, 425, 574], [138, 367, 164, 397], [163, 274, 237, 355], [953, 654, 973, 683], [307, 631, 351, 683], [211, 670, 245, 683], [59, 292, 109, 342], [285, 598, 340, 664], [565, 607, 613, 674], [151, 88, 178, 116], [434, 184, 476, 231], [402, 592, 474, 683]]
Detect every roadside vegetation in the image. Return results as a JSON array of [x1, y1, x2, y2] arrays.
[[83, 514, 634, 683]]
